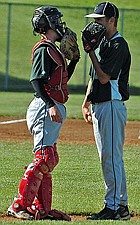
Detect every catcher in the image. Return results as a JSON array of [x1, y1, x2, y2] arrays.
[[81, 1, 131, 221], [7, 6, 80, 220]]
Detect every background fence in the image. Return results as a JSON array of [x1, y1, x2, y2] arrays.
[[0, 2, 140, 93]]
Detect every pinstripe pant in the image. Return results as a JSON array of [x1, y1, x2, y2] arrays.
[[26, 97, 66, 153], [92, 100, 128, 211]]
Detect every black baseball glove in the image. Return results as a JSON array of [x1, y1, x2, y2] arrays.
[[81, 22, 106, 53]]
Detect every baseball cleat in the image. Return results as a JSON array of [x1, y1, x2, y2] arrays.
[[87, 206, 119, 220], [87, 205, 131, 220], [7, 205, 34, 220], [117, 205, 131, 220]]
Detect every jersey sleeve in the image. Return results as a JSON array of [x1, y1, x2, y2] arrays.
[[30, 46, 57, 82], [100, 38, 128, 79]]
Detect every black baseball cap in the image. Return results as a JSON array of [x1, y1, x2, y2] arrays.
[[85, 2, 119, 19]]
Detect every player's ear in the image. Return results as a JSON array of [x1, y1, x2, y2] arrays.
[[109, 17, 115, 24]]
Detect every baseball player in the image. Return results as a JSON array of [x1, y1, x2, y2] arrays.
[[7, 6, 79, 220], [82, 2, 131, 220]]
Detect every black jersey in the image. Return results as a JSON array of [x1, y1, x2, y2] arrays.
[[88, 33, 131, 104]]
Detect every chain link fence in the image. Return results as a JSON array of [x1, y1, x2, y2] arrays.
[[0, 2, 140, 94]]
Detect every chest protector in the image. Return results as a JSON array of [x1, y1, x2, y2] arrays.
[[32, 39, 69, 104]]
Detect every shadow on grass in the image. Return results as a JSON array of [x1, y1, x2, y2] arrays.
[[0, 72, 140, 95]]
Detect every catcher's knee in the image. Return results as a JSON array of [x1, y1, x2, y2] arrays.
[[37, 161, 49, 174], [35, 145, 59, 173]]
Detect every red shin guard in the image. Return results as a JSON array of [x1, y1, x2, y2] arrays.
[[27, 173, 52, 219], [12, 164, 43, 212], [12, 144, 59, 217]]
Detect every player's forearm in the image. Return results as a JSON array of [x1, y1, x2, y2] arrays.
[[82, 78, 92, 123], [89, 51, 110, 84], [67, 59, 79, 80], [31, 79, 55, 108], [82, 78, 92, 108]]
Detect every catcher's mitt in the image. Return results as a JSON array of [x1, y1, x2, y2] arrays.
[[82, 22, 106, 52], [60, 27, 80, 60]]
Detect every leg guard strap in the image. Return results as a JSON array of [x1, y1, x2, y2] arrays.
[[53, 143, 59, 167]]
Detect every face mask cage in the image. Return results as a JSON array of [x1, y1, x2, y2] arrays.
[[51, 18, 66, 37]]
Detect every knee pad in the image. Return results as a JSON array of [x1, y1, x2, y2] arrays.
[[35, 145, 59, 172]]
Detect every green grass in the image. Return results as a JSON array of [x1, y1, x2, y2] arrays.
[[0, 142, 139, 224], [125, 96, 140, 121], [0, 92, 139, 121], [0, 0, 140, 89], [2, 0, 140, 8]]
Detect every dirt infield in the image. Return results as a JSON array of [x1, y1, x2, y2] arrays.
[[0, 117, 140, 222], [0, 213, 140, 222], [0, 117, 139, 145]]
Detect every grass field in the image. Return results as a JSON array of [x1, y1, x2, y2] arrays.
[[0, 92, 140, 121], [0, 0, 140, 89], [2, 0, 140, 9], [0, 142, 140, 224]]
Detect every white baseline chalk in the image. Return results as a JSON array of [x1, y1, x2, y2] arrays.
[[0, 119, 27, 125]]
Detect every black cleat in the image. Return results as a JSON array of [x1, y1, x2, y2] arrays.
[[87, 206, 120, 220], [117, 205, 131, 220]]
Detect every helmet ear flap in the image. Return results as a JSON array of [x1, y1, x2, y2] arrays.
[[31, 12, 50, 35]]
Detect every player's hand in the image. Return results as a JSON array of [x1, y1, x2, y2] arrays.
[[82, 105, 92, 124], [49, 105, 63, 123]]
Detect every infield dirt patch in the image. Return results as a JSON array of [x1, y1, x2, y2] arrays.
[[0, 117, 139, 145]]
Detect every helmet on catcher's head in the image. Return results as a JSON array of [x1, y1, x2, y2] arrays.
[[31, 6, 66, 37]]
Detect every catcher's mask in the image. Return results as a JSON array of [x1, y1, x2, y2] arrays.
[[31, 6, 66, 37]]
